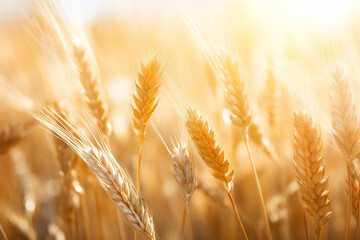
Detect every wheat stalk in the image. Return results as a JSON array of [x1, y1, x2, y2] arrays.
[[330, 61, 360, 240], [218, 49, 272, 240], [292, 110, 332, 240], [0, 200, 37, 240], [33, 107, 156, 240], [0, 224, 7, 240], [130, 55, 164, 190], [185, 107, 248, 239], [73, 42, 111, 139]]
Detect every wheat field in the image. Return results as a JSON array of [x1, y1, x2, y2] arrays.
[[1, 0, 360, 239]]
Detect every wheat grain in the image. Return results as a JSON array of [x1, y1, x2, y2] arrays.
[[33, 108, 156, 240], [293, 110, 332, 240]]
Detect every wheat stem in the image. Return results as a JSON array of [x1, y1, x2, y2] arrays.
[[181, 206, 186, 240], [226, 189, 248, 240], [315, 227, 321, 240], [346, 161, 352, 240], [303, 212, 309, 240], [79, 177, 92, 240], [244, 133, 272, 240], [357, 200, 360, 240], [0, 224, 7, 240], [185, 201, 193, 240], [137, 146, 143, 191]]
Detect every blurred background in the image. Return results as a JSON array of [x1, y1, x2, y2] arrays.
[[0, 0, 360, 239]]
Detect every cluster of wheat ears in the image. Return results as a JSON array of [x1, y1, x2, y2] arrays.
[[2, 0, 360, 239]]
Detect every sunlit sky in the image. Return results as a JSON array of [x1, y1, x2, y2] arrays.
[[0, 0, 358, 27]]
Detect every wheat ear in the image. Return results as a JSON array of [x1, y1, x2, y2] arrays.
[[185, 107, 248, 239], [292, 110, 332, 240], [34, 108, 156, 240], [217, 49, 252, 128], [330, 61, 360, 240], [130, 55, 164, 190], [218, 49, 272, 240], [172, 140, 197, 238], [73, 42, 111, 139], [172, 140, 197, 203]]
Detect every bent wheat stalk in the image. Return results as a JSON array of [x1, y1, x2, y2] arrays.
[[130, 55, 164, 190], [292, 110, 333, 240], [218, 49, 272, 240], [34, 108, 156, 240], [185, 107, 248, 240], [330, 61, 360, 240]]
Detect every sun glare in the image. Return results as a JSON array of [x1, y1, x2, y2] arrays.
[[249, 0, 356, 28]]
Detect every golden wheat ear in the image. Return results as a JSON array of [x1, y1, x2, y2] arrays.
[[217, 49, 252, 129], [293, 110, 332, 240], [73, 41, 111, 139], [184, 107, 248, 240], [217, 49, 272, 239], [131, 54, 164, 147], [130, 54, 164, 191], [33, 107, 156, 240], [185, 107, 234, 192]]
